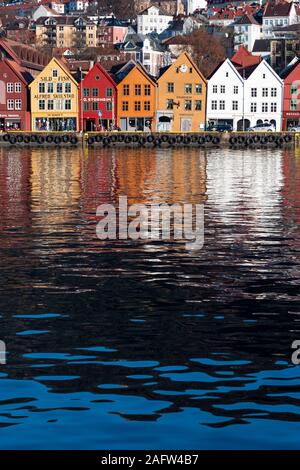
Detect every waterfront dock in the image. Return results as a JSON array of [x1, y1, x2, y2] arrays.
[[0, 131, 298, 149]]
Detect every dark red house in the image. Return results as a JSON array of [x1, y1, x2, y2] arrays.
[[79, 63, 117, 131], [280, 58, 300, 130], [0, 59, 32, 131]]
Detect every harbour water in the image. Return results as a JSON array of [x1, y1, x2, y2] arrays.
[[0, 146, 300, 449]]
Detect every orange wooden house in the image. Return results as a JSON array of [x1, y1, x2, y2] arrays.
[[113, 61, 156, 132], [156, 52, 207, 132]]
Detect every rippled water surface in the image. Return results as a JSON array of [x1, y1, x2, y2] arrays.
[[0, 146, 300, 449]]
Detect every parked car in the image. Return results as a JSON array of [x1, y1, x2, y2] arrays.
[[207, 123, 233, 132], [289, 125, 300, 132], [248, 122, 275, 132]]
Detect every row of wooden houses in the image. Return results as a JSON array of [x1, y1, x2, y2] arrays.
[[0, 38, 299, 132]]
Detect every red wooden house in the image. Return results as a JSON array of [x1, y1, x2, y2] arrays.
[[280, 58, 300, 130], [0, 59, 32, 131], [79, 63, 117, 132]]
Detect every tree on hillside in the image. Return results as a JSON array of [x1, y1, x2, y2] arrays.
[[176, 29, 226, 77], [87, 0, 135, 18]]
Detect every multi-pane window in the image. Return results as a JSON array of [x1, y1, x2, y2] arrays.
[[65, 83, 71, 93], [135, 85, 141, 96], [134, 101, 141, 111], [56, 99, 63, 110], [7, 83, 14, 93], [122, 101, 128, 111], [185, 99, 192, 110], [219, 100, 225, 110], [195, 100, 202, 111], [271, 87, 277, 97], [144, 84, 151, 96], [167, 99, 173, 110], [106, 88, 113, 97], [56, 83, 63, 93], [233, 85, 238, 94], [106, 102, 112, 111], [123, 84, 129, 95], [39, 83, 45, 93], [83, 101, 89, 111], [92, 88, 98, 97], [251, 88, 257, 97], [232, 100, 238, 111], [47, 83, 53, 93], [144, 101, 150, 111], [271, 102, 277, 112], [185, 84, 192, 94], [7, 99, 14, 110], [167, 82, 174, 93], [15, 83, 21, 93], [291, 83, 298, 95], [65, 99, 71, 110], [83, 88, 89, 97], [212, 85, 217, 93], [15, 99, 21, 110], [220, 85, 225, 93], [262, 102, 268, 112], [38, 99, 45, 110], [52, 69, 58, 78], [262, 87, 268, 97], [195, 84, 202, 94], [92, 102, 98, 110], [290, 99, 297, 110], [211, 100, 217, 110], [47, 99, 54, 110], [251, 102, 257, 112]]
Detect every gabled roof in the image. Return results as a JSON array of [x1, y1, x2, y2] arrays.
[[81, 62, 117, 87], [158, 51, 206, 84], [113, 60, 156, 86], [252, 39, 271, 53], [234, 13, 260, 25], [208, 57, 244, 83], [29, 57, 79, 88], [237, 59, 283, 84], [138, 5, 171, 16], [231, 45, 261, 67], [264, 1, 293, 17], [1, 58, 33, 85]]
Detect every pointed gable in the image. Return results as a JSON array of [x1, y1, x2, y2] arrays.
[[158, 51, 206, 84]]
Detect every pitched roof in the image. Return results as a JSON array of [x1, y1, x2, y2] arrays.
[[231, 45, 261, 67], [234, 13, 260, 25], [264, 1, 293, 17], [158, 51, 207, 83], [252, 39, 271, 53]]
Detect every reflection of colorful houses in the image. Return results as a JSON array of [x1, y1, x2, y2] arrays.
[[280, 57, 300, 130], [29, 57, 79, 131], [0, 148, 31, 242], [79, 63, 117, 131], [157, 52, 207, 132], [113, 61, 156, 132]]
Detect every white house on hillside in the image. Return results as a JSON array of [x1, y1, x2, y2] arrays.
[[187, 0, 207, 14], [137, 5, 173, 35], [207, 59, 245, 130], [262, 1, 298, 38], [234, 14, 262, 52], [243, 59, 283, 131]]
